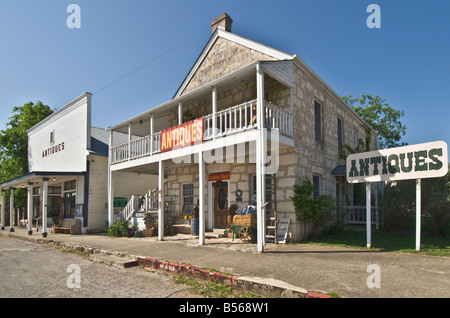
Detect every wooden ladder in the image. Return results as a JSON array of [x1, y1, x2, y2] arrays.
[[266, 210, 278, 244], [266, 211, 290, 244]]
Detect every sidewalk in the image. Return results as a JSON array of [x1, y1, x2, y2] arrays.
[[1, 228, 449, 298]]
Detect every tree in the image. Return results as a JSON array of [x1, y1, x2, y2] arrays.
[[0, 101, 54, 206], [422, 165, 450, 237], [342, 95, 407, 149]]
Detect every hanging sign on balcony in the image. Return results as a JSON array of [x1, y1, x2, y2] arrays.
[[346, 141, 448, 183], [161, 117, 204, 152]]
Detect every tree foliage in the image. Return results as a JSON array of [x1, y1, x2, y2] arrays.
[[380, 166, 450, 237], [0, 101, 54, 206], [342, 94, 407, 149]]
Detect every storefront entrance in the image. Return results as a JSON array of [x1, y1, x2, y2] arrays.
[[212, 180, 228, 228]]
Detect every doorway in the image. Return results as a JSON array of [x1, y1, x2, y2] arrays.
[[212, 180, 228, 228]]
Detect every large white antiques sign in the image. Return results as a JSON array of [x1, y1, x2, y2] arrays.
[[346, 141, 448, 183], [346, 141, 448, 251]]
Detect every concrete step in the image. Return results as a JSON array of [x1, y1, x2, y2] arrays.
[[89, 254, 139, 269]]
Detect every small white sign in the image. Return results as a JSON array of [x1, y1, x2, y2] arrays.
[[346, 141, 448, 183]]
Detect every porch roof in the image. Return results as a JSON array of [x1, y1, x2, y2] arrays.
[[106, 60, 294, 136], [0, 171, 85, 191]]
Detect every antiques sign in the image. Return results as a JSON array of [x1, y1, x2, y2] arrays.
[[161, 118, 203, 152], [346, 141, 448, 183]]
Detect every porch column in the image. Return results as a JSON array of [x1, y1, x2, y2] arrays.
[[1, 190, 5, 230], [128, 124, 131, 161], [198, 150, 205, 245], [27, 182, 33, 235], [108, 130, 115, 226], [9, 188, 15, 232], [42, 178, 49, 237], [158, 159, 164, 241], [212, 86, 217, 139], [256, 63, 266, 252], [150, 114, 154, 155], [178, 102, 183, 125]]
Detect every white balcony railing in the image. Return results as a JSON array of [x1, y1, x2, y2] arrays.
[[111, 100, 293, 164]]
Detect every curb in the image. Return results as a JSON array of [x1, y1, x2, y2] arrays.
[[1, 231, 332, 298]]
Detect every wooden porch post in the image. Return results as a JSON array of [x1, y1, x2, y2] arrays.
[[256, 63, 266, 252], [150, 113, 154, 155], [178, 102, 183, 125], [42, 178, 49, 237], [9, 188, 15, 232], [198, 150, 205, 245], [212, 86, 217, 139], [128, 124, 131, 161], [1, 190, 5, 230], [108, 130, 115, 227], [158, 159, 165, 241], [27, 182, 33, 235]]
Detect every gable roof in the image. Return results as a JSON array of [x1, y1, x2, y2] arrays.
[[173, 26, 295, 98]]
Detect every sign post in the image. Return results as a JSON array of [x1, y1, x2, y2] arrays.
[[366, 183, 371, 248], [346, 141, 448, 251], [416, 179, 421, 252]]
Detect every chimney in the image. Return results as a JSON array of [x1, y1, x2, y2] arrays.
[[211, 13, 233, 34]]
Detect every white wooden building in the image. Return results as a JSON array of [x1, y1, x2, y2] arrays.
[[0, 93, 157, 236], [107, 14, 377, 252]]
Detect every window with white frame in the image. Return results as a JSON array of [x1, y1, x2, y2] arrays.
[[49, 129, 55, 145], [182, 183, 194, 215]]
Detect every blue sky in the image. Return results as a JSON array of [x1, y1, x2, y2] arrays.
[[0, 0, 449, 148]]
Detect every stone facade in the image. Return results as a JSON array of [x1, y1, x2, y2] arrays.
[[163, 33, 375, 241], [180, 36, 277, 96]]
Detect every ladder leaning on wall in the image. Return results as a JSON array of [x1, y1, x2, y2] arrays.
[[266, 211, 290, 244]]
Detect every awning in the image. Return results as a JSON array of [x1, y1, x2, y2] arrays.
[[331, 164, 346, 176]]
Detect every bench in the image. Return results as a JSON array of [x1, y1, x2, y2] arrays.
[[54, 219, 81, 235]]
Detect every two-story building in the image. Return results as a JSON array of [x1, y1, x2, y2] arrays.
[[106, 13, 377, 252], [0, 93, 157, 236]]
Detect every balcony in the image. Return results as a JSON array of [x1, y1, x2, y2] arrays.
[[110, 99, 293, 165]]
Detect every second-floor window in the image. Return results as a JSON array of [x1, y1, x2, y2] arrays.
[[314, 100, 322, 142], [337, 117, 343, 153]]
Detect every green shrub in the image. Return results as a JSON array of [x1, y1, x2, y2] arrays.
[[290, 178, 335, 238], [106, 219, 133, 237]]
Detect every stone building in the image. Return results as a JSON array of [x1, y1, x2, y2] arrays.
[[107, 13, 377, 252]]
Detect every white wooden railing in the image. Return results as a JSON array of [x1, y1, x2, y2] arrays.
[[111, 100, 293, 164], [118, 193, 159, 221], [203, 100, 257, 140], [338, 206, 380, 229], [264, 101, 293, 137]]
